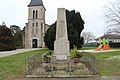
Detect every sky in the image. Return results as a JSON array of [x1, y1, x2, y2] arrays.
[[0, 0, 112, 38]]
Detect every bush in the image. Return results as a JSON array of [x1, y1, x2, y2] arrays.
[[0, 37, 16, 51], [70, 47, 83, 58], [43, 51, 52, 63]]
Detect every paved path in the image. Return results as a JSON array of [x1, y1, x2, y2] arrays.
[[1, 49, 119, 58], [0, 48, 41, 58], [78, 49, 120, 53], [14, 76, 120, 80]]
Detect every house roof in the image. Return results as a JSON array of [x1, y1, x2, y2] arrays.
[[88, 40, 97, 43], [95, 34, 120, 40], [28, 0, 44, 7]]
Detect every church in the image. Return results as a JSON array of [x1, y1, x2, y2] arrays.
[[24, 0, 49, 48]]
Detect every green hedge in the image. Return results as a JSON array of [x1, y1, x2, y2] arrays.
[[109, 43, 120, 48], [0, 37, 16, 51]]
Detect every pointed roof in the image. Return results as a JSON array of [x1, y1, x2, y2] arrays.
[[28, 0, 44, 7], [2, 22, 6, 26]]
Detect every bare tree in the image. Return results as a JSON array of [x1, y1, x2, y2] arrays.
[[104, 0, 120, 34], [82, 31, 95, 43]]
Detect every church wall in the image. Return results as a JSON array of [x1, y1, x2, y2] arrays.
[[25, 6, 45, 48], [25, 0, 48, 48]]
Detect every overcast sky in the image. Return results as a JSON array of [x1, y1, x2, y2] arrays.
[[0, 0, 113, 37]]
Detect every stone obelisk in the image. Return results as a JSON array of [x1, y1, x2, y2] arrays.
[[54, 8, 70, 57]]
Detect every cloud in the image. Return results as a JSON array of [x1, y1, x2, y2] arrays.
[[0, 0, 108, 36]]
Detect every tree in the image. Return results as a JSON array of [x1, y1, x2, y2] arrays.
[[82, 31, 95, 43], [104, 0, 120, 34], [10, 25, 23, 48], [10, 25, 21, 35], [44, 23, 56, 50], [44, 10, 84, 50], [0, 24, 16, 51], [21, 27, 26, 47], [14, 31, 23, 48], [66, 10, 84, 48]]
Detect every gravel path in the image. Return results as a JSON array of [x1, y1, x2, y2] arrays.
[[0, 48, 41, 58]]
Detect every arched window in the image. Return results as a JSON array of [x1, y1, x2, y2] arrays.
[[33, 10, 35, 19], [36, 22, 38, 27], [36, 10, 38, 19], [32, 23, 34, 27]]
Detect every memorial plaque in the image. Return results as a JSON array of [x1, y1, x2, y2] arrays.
[[56, 55, 68, 61]]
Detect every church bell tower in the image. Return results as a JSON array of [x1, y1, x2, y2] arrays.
[[25, 0, 46, 48]]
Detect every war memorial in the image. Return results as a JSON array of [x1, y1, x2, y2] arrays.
[[27, 7, 97, 78]]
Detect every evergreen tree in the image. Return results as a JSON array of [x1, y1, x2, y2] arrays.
[[10, 25, 21, 35], [10, 25, 23, 48], [44, 10, 84, 50], [0, 24, 16, 51], [14, 31, 23, 48], [44, 23, 56, 50]]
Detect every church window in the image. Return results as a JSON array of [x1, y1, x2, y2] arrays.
[[41, 23, 43, 27], [36, 10, 38, 19], [32, 23, 34, 27], [36, 22, 38, 27], [33, 10, 35, 19]]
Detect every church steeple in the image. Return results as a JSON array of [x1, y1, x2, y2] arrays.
[[25, 0, 47, 48], [28, 0, 44, 7]]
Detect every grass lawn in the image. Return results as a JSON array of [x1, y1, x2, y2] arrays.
[[79, 46, 96, 50], [98, 59, 120, 76], [93, 51, 120, 60], [0, 48, 50, 80], [93, 51, 120, 76], [0, 48, 120, 80]]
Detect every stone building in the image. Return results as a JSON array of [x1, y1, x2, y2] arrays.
[[24, 0, 49, 48]]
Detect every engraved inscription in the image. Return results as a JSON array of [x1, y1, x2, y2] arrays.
[[57, 20, 65, 39], [56, 55, 67, 61]]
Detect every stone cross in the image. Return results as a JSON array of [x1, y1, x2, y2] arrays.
[[54, 8, 70, 59]]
